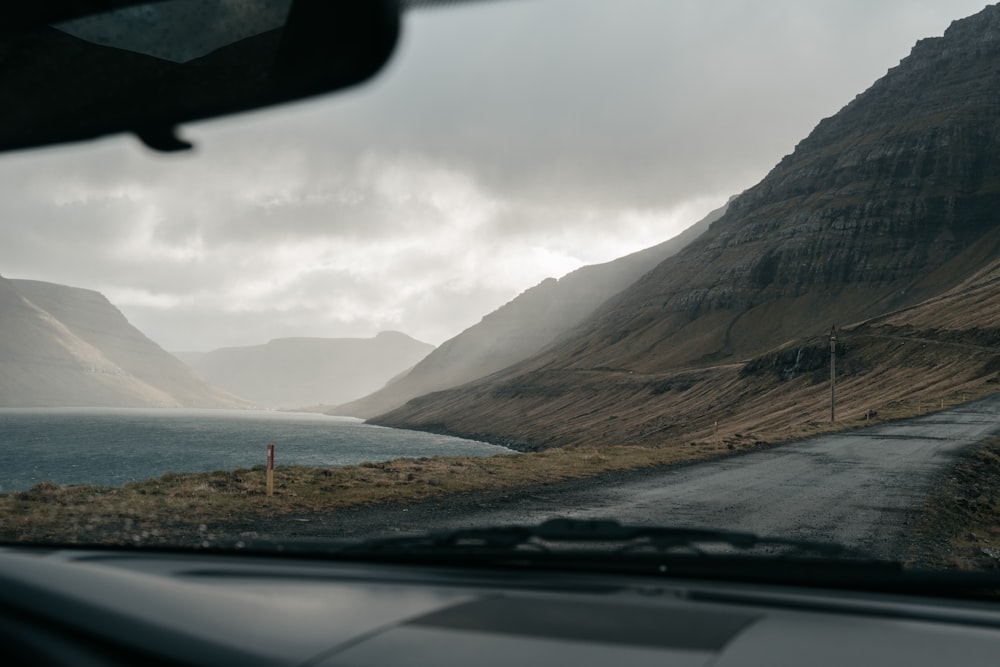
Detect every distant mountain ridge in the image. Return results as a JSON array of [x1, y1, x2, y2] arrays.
[[334, 202, 726, 418], [0, 277, 244, 408], [371, 4, 1000, 449], [187, 331, 434, 409]]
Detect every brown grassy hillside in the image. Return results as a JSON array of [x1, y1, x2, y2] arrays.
[[372, 5, 1000, 449], [334, 203, 726, 419], [376, 250, 1000, 452]]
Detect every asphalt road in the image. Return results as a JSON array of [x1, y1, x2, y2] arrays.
[[250, 395, 1000, 560], [333, 394, 1000, 559]]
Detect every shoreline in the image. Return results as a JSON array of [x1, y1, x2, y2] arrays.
[[3, 399, 1000, 568]]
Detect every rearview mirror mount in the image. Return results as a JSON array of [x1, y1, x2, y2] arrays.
[[0, 0, 401, 152]]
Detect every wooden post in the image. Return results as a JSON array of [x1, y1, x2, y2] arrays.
[[266, 443, 275, 498], [829, 325, 837, 422]]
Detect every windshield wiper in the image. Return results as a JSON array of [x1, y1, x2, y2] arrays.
[[338, 517, 867, 559], [330, 519, 1000, 600], [89, 518, 999, 600]]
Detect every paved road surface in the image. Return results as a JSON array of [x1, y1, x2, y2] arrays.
[[356, 395, 1000, 558]]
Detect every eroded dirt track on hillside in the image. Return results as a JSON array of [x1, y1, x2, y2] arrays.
[[259, 396, 1000, 560]]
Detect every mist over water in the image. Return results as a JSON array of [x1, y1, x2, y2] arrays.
[[0, 408, 511, 492]]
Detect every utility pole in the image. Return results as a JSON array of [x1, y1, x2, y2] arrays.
[[830, 325, 837, 422], [266, 443, 275, 497]]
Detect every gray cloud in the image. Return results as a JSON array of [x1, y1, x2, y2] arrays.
[[0, 0, 990, 350]]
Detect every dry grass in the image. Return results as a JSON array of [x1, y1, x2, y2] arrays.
[[0, 440, 761, 545], [1, 377, 990, 548], [373, 250, 1000, 454], [909, 435, 1000, 570], [7, 274, 1000, 546], [375, 323, 1000, 456]]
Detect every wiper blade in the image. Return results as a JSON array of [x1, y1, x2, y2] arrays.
[[340, 518, 866, 559]]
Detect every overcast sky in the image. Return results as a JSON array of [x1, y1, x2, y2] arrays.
[[0, 0, 991, 351]]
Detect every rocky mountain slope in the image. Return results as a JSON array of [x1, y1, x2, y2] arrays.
[[372, 4, 1000, 449], [0, 277, 244, 408], [334, 203, 724, 418], [187, 332, 433, 409], [373, 235, 1000, 452]]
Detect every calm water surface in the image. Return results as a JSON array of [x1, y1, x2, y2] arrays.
[[0, 408, 512, 492]]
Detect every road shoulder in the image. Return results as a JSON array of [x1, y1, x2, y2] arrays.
[[908, 435, 1000, 570]]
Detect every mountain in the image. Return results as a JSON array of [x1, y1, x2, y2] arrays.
[[371, 4, 1000, 449], [186, 332, 434, 409], [0, 277, 244, 408], [171, 350, 207, 368], [333, 203, 725, 418]]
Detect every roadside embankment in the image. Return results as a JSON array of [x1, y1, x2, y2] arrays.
[[908, 434, 1000, 570], [3, 393, 1000, 555]]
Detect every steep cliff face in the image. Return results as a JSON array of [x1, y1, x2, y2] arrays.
[[0, 277, 246, 407], [518, 3, 1000, 372], [373, 4, 1000, 448], [335, 203, 724, 418]]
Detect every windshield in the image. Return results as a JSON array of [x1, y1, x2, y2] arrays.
[[2, 0, 1000, 576]]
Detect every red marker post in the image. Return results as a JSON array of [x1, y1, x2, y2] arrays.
[[266, 444, 275, 498]]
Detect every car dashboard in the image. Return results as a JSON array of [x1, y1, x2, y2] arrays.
[[1, 545, 999, 666]]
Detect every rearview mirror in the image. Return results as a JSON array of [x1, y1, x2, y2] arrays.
[[0, 0, 400, 152]]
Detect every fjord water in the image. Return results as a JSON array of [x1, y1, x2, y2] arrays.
[[0, 408, 511, 493]]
